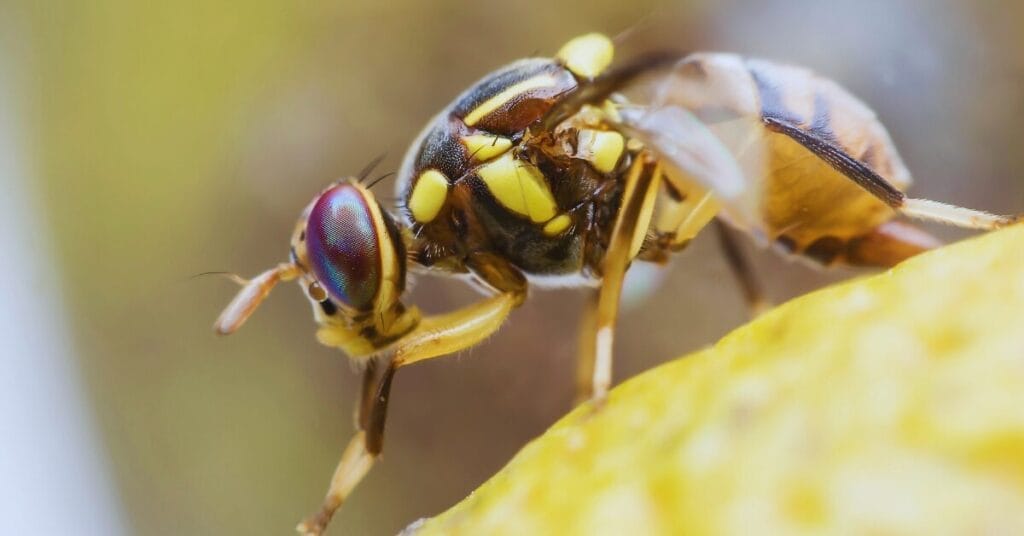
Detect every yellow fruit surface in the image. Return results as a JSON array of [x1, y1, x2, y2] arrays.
[[411, 225, 1024, 535]]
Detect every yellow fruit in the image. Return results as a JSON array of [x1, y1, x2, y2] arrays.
[[411, 225, 1024, 535]]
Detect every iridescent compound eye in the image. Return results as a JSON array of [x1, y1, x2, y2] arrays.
[[305, 183, 384, 311]]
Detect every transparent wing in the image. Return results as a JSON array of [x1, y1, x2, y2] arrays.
[[613, 53, 772, 242], [612, 52, 919, 249]]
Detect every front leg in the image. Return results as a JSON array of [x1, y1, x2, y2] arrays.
[[296, 359, 382, 536], [296, 289, 522, 536]]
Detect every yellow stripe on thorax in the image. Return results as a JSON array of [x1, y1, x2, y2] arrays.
[[463, 74, 557, 127]]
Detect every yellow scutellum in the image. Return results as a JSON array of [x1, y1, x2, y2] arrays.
[[557, 33, 615, 79], [411, 225, 1024, 535], [463, 74, 557, 127]]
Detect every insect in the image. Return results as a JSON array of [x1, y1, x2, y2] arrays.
[[214, 33, 1019, 535]]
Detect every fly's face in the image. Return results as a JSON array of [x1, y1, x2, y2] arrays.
[[215, 179, 419, 358], [295, 180, 419, 356]]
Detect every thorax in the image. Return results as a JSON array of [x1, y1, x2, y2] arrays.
[[395, 58, 634, 281]]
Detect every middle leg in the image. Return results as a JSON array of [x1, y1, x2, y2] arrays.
[[574, 288, 599, 404], [713, 219, 770, 318]]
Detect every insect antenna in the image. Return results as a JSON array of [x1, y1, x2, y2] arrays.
[[365, 171, 395, 190], [611, 9, 660, 46], [375, 196, 401, 207], [356, 153, 388, 182]]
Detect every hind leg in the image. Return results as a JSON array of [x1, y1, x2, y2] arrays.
[[765, 117, 1019, 231], [714, 219, 771, 317]]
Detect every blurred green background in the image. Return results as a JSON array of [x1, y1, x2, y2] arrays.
[[2, 1, 1022, 534]]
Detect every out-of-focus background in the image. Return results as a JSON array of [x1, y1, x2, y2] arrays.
[[2, 1, 1022, 534]]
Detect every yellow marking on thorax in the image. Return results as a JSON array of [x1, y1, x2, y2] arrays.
[[461, 134, 513, 162], [408, 169, 449, 223], [463, 74, 557, 127], [542, 214, 572, 236], [477, 152, 558, 223], [576, 129, 624, 173], [556, 33, 614, 79]]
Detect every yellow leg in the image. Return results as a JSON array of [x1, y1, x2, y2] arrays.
[[900, 198, 1018, 230], [297, 359, 383, 536], [588, 157, 662, 406], [296, 292, 520, 536], [574, 289, 599, 405], [296, 431, 376, 536], [392, 292, 519, 366]]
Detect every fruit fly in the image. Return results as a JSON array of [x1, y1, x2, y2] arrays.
[[214, 33, 1019, 535]]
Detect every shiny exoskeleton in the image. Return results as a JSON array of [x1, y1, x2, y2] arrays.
[[397, 56, 628, 284], [214, 33, 1018, 536]]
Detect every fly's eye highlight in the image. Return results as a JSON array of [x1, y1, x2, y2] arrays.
[[307, 281, 328, 302], [305, 183, 382, 311]]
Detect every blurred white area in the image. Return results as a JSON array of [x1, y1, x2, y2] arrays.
[[0, 33, 127, 536], [703, 0, 984, 207]]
